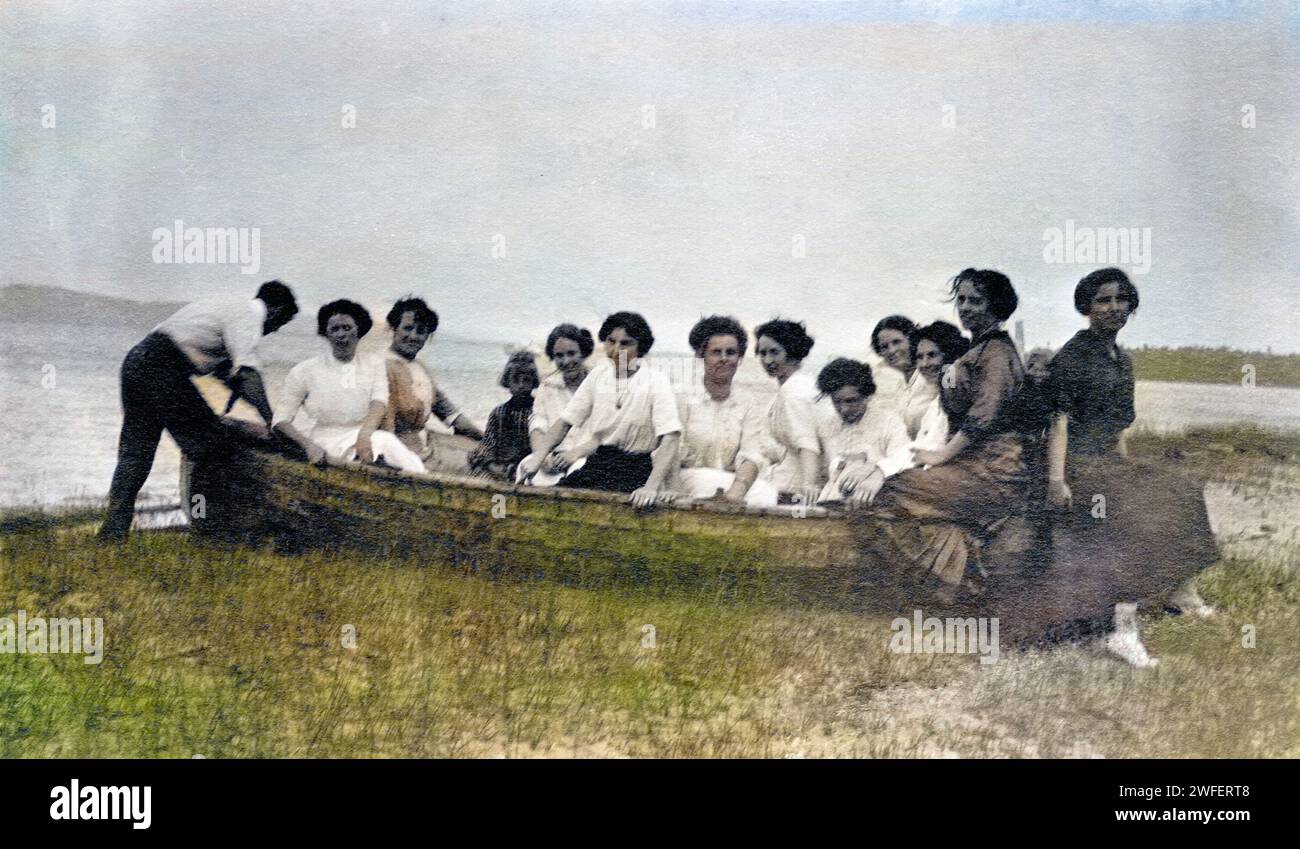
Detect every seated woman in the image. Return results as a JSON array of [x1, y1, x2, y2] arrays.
[[870, 269, 1039, 596], [671, 316, 778, 507], [906, 321, 972, 457], [520, 311, 682, 507], [1044, 268, 1218, 666], [273, 299, 426, 474], [871, 314, 932, 438], [469, 351, 540, 481], [755, 319, 824, 505], [382, 296, 483, 463], [528, 323, 596, 464], [814, 358, 912, 507]]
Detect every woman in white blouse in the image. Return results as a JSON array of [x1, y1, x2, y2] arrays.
[[273, 299, 426, 475], [520, 311, 682, 507], [906, 321, 972, 459], [528, 323, 595, 460], [755, 318, 824, 505], [871, 314, 934, 438], [671, 316, 778, 507], [814, 358, 912, 507]]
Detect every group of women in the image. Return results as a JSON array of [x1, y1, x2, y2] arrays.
[[272, 267, 1219, 665]]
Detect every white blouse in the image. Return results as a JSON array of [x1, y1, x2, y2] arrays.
[[765, 369, 823, 460], [530, 370, 593, 451], [819, 402, 914, 480], [273, 352, 389, 446], [898, 371, 940, 440], [677, 382, 766, 473], [561, 359, 683, 454]]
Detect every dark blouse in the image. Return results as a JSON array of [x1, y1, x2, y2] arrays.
[[469, 393, 535, 475], [1049, 328, 1135, 456], [941, 329, 1027, 443]]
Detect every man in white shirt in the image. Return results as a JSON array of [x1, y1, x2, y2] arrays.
[[98, 280, 299, 541]]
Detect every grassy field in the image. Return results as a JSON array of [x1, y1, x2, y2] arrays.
[[1128, 346, 1300, 388], [2, 427, 1298, 758]]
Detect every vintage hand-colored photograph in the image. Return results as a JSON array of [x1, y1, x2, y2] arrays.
[[2, 0, 1297, 774]]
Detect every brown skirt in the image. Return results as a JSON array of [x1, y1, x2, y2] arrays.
[[865, 432, 1038, 596]]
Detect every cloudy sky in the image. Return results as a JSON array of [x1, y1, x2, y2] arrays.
[[4, 0, 1298, 356]]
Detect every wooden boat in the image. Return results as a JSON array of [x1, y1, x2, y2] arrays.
[[184, 429, 1066, 637]]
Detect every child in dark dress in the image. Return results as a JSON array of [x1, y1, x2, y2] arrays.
[[469, 351, 540, 481]]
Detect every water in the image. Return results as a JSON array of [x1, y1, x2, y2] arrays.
[[2, 317, 1298, 509]]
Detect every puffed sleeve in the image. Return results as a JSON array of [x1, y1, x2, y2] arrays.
[[224, 301, 264, 373], [958, 339, 1021, 442], [366, 355, 389, 406], [735, 398, 767, 471], [271, 360, 309, 428], [650, 371, 683, 437], [873, 408, 915, 478], [781, 387, 823, 454]]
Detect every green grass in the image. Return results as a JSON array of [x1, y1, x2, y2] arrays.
[[2, 426, 1298, 758], [1128, 345, 1300, 388]]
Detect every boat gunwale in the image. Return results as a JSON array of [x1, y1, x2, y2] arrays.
[[255, 452, 847, 523]]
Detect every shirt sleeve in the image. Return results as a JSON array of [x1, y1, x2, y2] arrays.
[[735, 399, 767, 471], [224, 301, 265, 373], [782, 389, 823, 454], [1047, 342, 1084, 418], [271, 361, 309, 428], [958, 340, 1020, 442], [650, 372, 683, 438], [874, 409, 915, 478]]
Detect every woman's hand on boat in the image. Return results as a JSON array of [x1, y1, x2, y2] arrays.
[[630, 486, 674, 508], [1047, 478, 1072, 510], [353, 434, 375, 464], [546, 448, 585, 473], [305, 443, 327, 466], [848, 469, 886, 507]]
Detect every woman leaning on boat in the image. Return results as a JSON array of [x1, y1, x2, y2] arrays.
[[869, 269, 1041, 594], [273, 299, 426, 475], [670, 315, 779, 507], [1042, 268, 1219, 666], [520, 311, 682, 507]]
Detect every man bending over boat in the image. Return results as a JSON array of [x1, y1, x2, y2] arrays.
[[98, 280, 299, 542], [273, 299, 426, 475]]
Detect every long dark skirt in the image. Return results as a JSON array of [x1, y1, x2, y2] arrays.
[[1022, 453, 1220, 640], [866, 433, 1038, 595], [560, 445, 653, 493]]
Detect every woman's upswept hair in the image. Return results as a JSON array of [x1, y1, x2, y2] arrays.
[[754, 318, 815, 361], [688, 315, 748, 356], [1074, 267, 1140, 316], [499, 350, 540, 390], [545, 323, 595, 359], [386, 296, 439, 334], [817, 358, 876, 397], [948, 268, 1019, 321], [870, 315, 918, 355], [317, 299, 373, 338], [910, 320, 971, 365], [598, 311, 655, 356]]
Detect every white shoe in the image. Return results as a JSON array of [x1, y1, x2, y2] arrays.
[[1104, 631, 1160, 668], [1169, 584, 1217, 618]]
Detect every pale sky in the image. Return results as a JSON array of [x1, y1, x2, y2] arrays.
[[4, 0, 1298, 356]]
